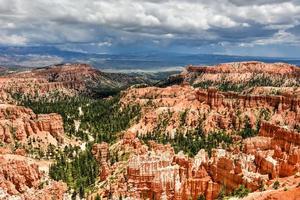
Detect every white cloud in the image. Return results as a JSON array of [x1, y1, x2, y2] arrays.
[[239, 29, 300, 47], [0, 33, 27, 45], [255, 30, 299, 45], [235, 2, 300, 24], [0, 0, 300, 47], [97, 41, 112, 47]]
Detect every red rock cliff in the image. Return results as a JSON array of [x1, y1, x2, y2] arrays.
[[186, 61, 300, 77], [0, 104, 65, 147], [197, 88, 300, 113]]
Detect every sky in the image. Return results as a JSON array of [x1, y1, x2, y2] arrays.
[[1, 0, 300, 58]]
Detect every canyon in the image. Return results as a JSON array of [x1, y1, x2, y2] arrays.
[[89, 121, 300, 200], [121, 85, 299, 136], [0, 61, 300, 200], [88, 61, 300, 199]]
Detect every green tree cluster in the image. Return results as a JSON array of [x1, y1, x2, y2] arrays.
[[141, 127, 233, 157], [13, 93, 140, 143], [49, 143, 99, 198]]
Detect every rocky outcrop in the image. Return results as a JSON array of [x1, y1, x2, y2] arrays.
[[0, 104, 65, 147], [197, 88, 300, 113], [9, 63, 98, 80], [0, 64, 97, 99], [0, 63, 153, 102], [186, 61, 300, 76], [246, 86, 300, 98], [29, 181, 68, 200], [0, 155, 67, 200], [90, 133, 221, 200], [89, 120, 300, 200], [36, 113, 64, 143], [127, 149, 221, 200], [121, 85, 300, 136], [185, 62, 300, 88], [92, 142, 110, 181], [90, 133, 220, 200], [259, 121, 300, 145], [0, 157, 41, 194], [250, 122, 300, 178]]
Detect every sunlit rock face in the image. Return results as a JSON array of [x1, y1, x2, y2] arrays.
[[92, 142, 111, 181], [89, 132, 221, 200], [253, 122, 300, 177], [89, 120, 300, 200], [185, 61, 300, 86], [1, 61, 299, 200], [0, 64, 96, 98], [91, 61, 300, 199], [0, 63, 153, 103], [120, 83, 299, 137], [0, 154, 67, 200], [0, 104, 65, 147]]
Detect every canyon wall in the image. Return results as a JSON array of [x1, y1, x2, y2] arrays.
[[186, 61, 300, 76], [89, 121, 300, 200], [0, 64, 97, 98], [121, 85, 300, 136], [0, 104, 65, 147], [90, 133, 221, 200], [0, 153, 67, 200], [249, 121, 300, 178], [197, 88, 300, 113]]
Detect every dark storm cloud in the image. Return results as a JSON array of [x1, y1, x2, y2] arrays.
[[0, 0, 299, 57]]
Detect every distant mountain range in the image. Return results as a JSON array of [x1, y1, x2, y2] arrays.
[[1, 46, 300, 72]]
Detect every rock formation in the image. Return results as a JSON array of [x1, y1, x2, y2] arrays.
[[0, 153, 67, 200], [89, 133, 221, 200], [0, 104, 65, 147], [185, 61, 300, 87], [0, 64, 94, 100], [0, 157, 41, 194], [0, 63, 153, 102], [186, 61, 300, 76], [1, 61, 300, 199], [121, 84, 300, 136], [89, 120, 300, 200], [92, 142, 111, 181]]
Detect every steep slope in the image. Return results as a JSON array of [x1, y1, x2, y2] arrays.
[[0, 63, 154, 101], [88, 122, 300, 200], [0, 104, 72, 199], [0, 151, 67, 200], [182, 61, 300, 93], [0, 104, 68, 148], [120, 85, 300, 136]]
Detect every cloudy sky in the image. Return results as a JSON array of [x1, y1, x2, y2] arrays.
[[1, 0, 300, 57]]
